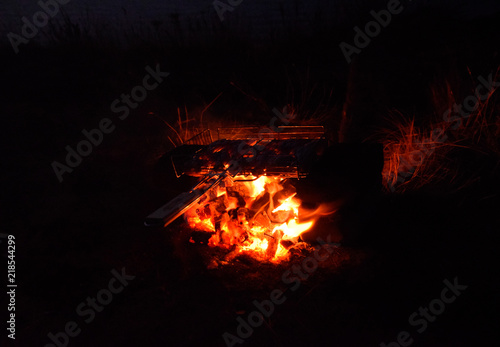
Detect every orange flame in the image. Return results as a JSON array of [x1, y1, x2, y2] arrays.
[[184, 176, 329, 262]]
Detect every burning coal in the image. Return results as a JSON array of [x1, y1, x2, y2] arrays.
[[184, 176, 323, 262]]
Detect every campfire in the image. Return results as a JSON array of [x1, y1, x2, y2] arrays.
[[184, 175, 319, 262], [145, 126, 334, 263]]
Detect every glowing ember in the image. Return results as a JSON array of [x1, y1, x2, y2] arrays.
[[184, 176, 321, 262]]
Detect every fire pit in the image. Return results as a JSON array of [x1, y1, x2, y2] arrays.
[[184, 175, 329, 262], [145, 126, 338, 262]]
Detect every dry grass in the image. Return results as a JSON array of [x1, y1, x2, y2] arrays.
[[376, 70, 500, 193], [378, 113, 455, 192]]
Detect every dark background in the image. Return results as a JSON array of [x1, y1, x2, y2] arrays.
[[2, 0, 500, 346]]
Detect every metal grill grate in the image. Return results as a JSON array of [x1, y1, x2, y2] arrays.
[[185, 129, 213, 145]]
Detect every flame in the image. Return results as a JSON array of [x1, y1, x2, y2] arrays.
[[247, 176, 268, 198], [184, 175, 328, 262], [278, 219, 315, 239], [272, 194, 301, 221]]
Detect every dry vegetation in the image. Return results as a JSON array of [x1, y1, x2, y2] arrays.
[[375, 71, 500, 193]]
